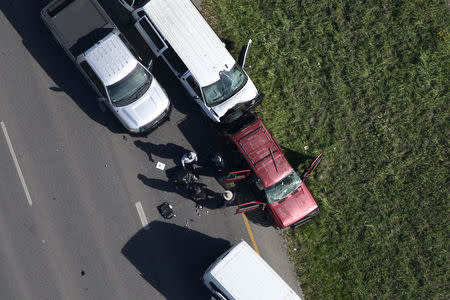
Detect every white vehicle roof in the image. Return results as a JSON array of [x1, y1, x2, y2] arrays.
[[142, 0, 236, 87], [85, 32, 137, 86], [205, 241, 302, 300]]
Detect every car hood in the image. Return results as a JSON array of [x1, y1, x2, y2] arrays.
[[211, 78, 258, 118], [115, 79, 169, 131], [269, 183, 318, 228]]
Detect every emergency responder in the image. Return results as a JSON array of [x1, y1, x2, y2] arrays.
[[181, 151, 198, 173], [211, 153, 225, 174]]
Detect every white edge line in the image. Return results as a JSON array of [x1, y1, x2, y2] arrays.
[[135, 201, 149, 230], [1, 121, 32, 206]]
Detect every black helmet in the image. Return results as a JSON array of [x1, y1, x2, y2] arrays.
[[211, 154, 224, 169]]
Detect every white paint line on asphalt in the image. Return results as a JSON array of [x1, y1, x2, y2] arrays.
[[135, 201, 149, 230], [1, 121, 32, 206]]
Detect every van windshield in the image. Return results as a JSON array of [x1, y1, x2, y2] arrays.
[[265, 171, 302, 204], [107, 64, 152, 105], [202, 64, 248, 106]]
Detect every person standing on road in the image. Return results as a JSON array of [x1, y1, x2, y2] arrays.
[[181, 151, 198, 173], [187, 182, 217, 207]]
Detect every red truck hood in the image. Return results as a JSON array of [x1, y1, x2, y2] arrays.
[[269, 183, 318, 228]]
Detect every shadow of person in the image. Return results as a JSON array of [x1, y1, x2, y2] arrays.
[[134, 140, 189, 163], [121, 221, 231, 299], [137, 173, 191, 199]]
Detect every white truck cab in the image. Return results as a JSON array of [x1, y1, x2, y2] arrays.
[[119, 0, 263, 124], [203, 240, 302, 300], [78, 31, 170, 132]]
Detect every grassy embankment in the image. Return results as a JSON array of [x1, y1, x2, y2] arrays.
[[203, 0, 449, 298]]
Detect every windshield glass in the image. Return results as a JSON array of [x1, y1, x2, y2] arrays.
[[202, 64, 248, 106], [106, 64, 152, 104], [265, 171, 302, 204]]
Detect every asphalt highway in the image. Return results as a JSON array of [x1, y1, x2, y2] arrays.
[[0, 0, 303, 299]]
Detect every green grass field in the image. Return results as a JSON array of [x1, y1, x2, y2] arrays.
[[203, 0, 449, 298]]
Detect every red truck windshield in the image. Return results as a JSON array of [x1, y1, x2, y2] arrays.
[[265, 171, 302, 204]]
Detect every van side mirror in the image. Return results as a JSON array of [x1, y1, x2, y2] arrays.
[[237, 39, 252, 69], [97, 97, 107, 103]]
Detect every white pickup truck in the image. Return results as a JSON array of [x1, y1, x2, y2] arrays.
[[41, 0, 171, 133]]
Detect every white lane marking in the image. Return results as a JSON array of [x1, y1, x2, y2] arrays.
[[135, 201, 149, 230], [1, 121, 32, 206]]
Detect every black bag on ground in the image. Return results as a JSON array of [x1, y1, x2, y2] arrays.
[[157, 202, 175, 219]]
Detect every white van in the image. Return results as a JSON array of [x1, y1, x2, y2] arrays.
[[203, 240, 302, 300], [118, 0, 263, 124]]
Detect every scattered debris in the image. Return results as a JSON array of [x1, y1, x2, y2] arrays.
[[156, 161, 166, 170], [304, 145, 309, 151]]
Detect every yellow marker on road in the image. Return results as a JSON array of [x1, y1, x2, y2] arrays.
[[241, 213, 260, 255]]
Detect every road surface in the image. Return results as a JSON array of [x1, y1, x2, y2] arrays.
[[0, 0, 303, 298]]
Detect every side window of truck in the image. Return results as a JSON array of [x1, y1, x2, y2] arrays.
[[186, 75, 201, 96], [80, 61, 106, 98], [136, 15, 167, 55]]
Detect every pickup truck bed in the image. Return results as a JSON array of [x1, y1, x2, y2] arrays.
[[42, 0, 114, 57]]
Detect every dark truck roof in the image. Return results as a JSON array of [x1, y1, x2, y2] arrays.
[[43, 0, 114, 57]]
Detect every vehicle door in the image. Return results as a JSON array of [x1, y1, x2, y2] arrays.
[[180, 72, 218, 120]]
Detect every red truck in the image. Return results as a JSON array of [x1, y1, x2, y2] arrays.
[[221, 114, 322, 229]]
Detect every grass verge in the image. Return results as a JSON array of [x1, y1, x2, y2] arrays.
[[203, 0, 449, 298]]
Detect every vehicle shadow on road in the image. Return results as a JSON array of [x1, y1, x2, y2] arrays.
[[233, 182, 273, 228], [122, 221, 231, 299], [283, 147, 316, 172], [0, 0, 128, 134]]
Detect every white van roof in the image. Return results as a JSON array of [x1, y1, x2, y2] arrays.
[[207, 241, 302, 300], [142, 0, 236, 87], [85, 32, 137, 86]]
